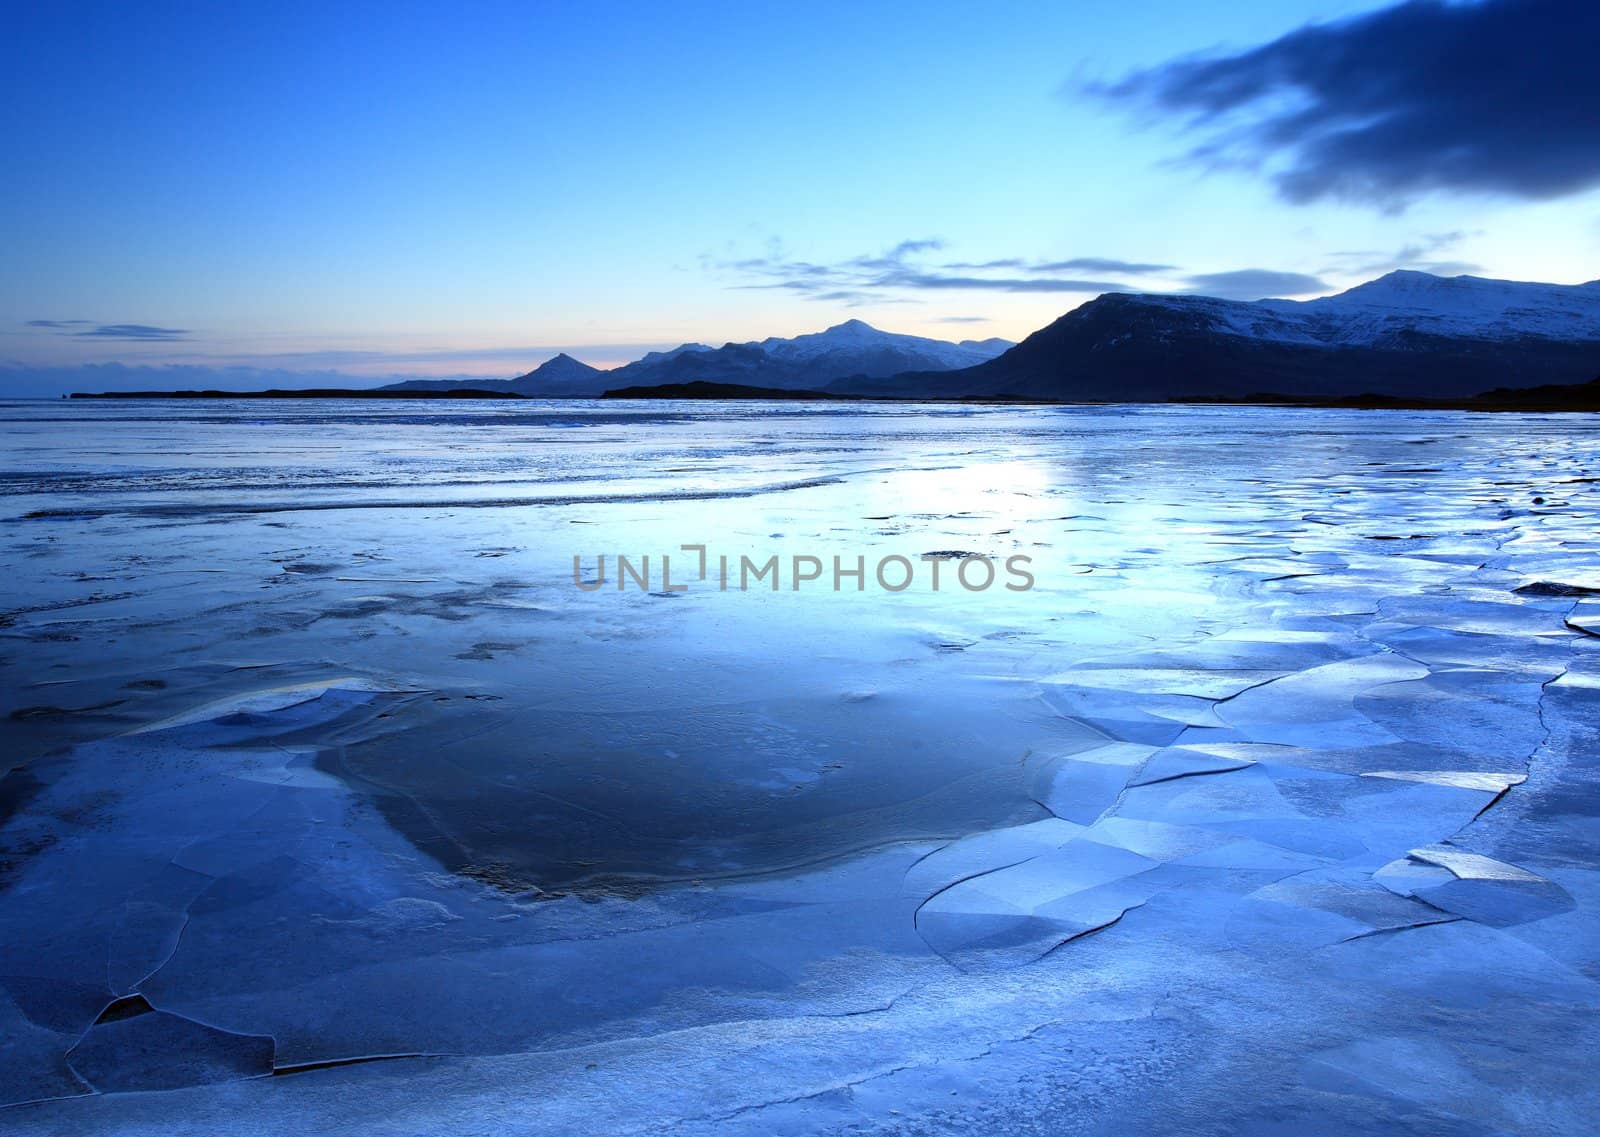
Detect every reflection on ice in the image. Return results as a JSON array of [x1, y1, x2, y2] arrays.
[[1, 399, 1598, 1133]]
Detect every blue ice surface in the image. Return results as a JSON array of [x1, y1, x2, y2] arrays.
[[1, 398, 1597, 1133]]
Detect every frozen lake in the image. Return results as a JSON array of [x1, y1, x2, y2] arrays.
[[2, 398, 1598, 1134]]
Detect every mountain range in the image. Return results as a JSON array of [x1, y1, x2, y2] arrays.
[[382, 271, 1599, 404], [384, 320, 1014, 398], [835, 272, 1600, 401]]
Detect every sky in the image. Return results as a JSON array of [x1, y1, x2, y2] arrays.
[[3, 0, 1598, 393]]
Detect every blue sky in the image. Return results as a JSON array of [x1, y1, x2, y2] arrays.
[[4, 0, 1597, 390]]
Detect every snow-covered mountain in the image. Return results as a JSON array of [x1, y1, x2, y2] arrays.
[[625, 343, 717, 369], [839, 272, 1600, 402], [1131, 271, 1600, 349], [604, 320, 1013, 391], [755, 319, 1010, 368], [382, 322, 1012, 397]]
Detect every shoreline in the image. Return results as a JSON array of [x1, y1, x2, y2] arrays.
[[62, 385, 1600, 412]]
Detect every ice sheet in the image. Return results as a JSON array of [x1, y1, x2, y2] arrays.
[[2, 399, 1598, 1133]]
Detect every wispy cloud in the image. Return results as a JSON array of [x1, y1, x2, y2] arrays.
[[77, 324, 191, 341], [940, 259, 1026, 271], [719, 240, 1148, 304], [1027, 257, 1177, 275], [881, 272, 1133, 293], [1091, 0, 1600, 210], [25, 320, 191, 341], [1322, 231, 1482, 278], [852, 239, 947, 271], [719, 240, 1330, 304]]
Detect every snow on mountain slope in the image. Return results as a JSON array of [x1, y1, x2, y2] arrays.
[[753, 319, 1009, 370], [845, 270, 1600, 403], [1270, 271, 1600, 344], [605, 320, 1016, 390], [628, 343, 716, 367], [1130, 271, 1600, 348]]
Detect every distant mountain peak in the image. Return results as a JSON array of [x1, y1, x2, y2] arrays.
[[1338, 269, 1478, 295], [525, 352, 600, 377], [1373, 268, 1441, 283], [497, 351, 607, 394], [823, 318, 878, 335]]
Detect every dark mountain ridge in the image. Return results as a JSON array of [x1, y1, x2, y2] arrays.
[[836, 272, 1600, 401], [384, 352, 605, 397]]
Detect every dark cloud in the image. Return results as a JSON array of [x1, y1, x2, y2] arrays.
[[1184, 269, 1331, 299], [25, 319, 94, 328], [933, 316, 991, 324], [1095, 0, 1600, 208]]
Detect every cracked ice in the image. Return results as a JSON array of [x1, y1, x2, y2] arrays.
[[1, 400, 1597, 1134]]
